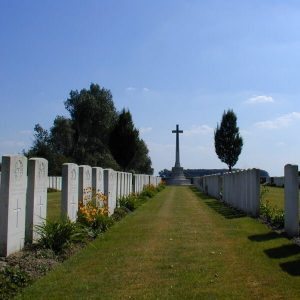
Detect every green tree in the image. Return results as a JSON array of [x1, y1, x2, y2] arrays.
[[24, 124, 61, 175], [50, 116, 74, 157], [214, 109, 243, 171], [25, 83, 153, 174], [128, 139, 153, 175], [109, 109, 139, 171], [64, 83, 119, 169], [26, 124, 51, 158]]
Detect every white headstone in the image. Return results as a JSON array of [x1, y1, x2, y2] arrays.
[[249, 169, 260, 216], [61, 163, 79, 222], [104, 169, 117, 215], [0, 155, 27, 256], [124, 173, 128, 196], [92, 167, 104, 206], [122, 172, 126, 197], [26, 158, 48, 243], [284, 164, 299, 236], [58, 177, 61, 190], [116, 172, 121, 199], [79, 165, 92, 205], [128, 173, 132, 194]]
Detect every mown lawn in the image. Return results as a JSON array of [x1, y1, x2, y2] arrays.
[[47, 191, 61, 221], [19, 186, 300, 299], [262, 185, 300, 213], [262, 185, 284, 210]]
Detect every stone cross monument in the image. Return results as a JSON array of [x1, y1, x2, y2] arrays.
[[166, 124, 191, 185], [172, 124, 183, 168]]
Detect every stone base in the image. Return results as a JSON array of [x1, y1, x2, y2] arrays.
[[166, 178, 191, 186], [166, 166, 191, 186]]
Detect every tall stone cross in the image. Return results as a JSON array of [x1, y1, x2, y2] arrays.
[[172, 124, 183, 168]]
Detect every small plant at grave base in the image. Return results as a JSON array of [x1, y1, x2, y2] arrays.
[[77, 189, 113, 238], [119, 194, 139, 211], [260, 186, 284, 228], [35, 217, 83, 254], [112, 207, 130, 222], [140, 184, 157, 198], [157, 182, 166, 191]]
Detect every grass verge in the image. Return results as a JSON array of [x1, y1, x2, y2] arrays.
[[18, 186, 300, 299]]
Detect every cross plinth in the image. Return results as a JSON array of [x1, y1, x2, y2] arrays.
[[172, 124, 183, 168]]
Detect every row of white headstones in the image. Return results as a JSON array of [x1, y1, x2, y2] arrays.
[[193, 165, 300, 237], [0, 155, 161, 257]]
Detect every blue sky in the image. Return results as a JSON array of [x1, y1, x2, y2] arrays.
[[1, 0, 300, 176]]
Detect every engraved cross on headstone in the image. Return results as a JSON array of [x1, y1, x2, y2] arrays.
[[13, 199, 21, 228], [172, 124, 183, 168]]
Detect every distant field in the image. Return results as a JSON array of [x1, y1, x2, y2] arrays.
[[47, 191, 61, 221]]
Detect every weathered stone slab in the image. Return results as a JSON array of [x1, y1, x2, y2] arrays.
[[79, 165, 92, 205], [104, 169, 117, 215], [122, 172, 126, 197], [284, 164, 299, 236], [0, 155, 28, 256], [92, 167, 104, 195], [249, 169, 260, 217], [26, 158, 48, 243], [128, 173, 132, 195], [61, 163, 79, 222], [124, 173, 128, 196], [57, 177, 62, 191], [116, 172, 121, 199]]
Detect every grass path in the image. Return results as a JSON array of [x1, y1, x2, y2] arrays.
[[20, 186, 300, 299]]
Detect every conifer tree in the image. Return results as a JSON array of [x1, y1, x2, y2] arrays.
[[214, 109, 243, 171]]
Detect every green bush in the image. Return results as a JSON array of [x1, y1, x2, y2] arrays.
[[78, 213, 114, 239], [156, 182, 166, 192], [0, 266, 30, 299], [35, 217, 84, 254], [119, 195, 138, 211], [140, 185, 156, 198], [260, 185, 284, 228], [260, 200, 284, 228], [91, 214, 114, 231]]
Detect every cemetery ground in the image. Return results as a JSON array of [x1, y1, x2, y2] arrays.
[[17, 186, 300, 299], [263, 185, 284, 210]]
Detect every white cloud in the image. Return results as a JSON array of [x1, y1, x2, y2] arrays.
[[246, 95, 274, 104], [183, 125, 213, 136], [19, 130, 32, 135], [140, 127, 152, 134], [143, 87, 150, 92], [255, 112, 300, 129], [125, 87, 136, 92]]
